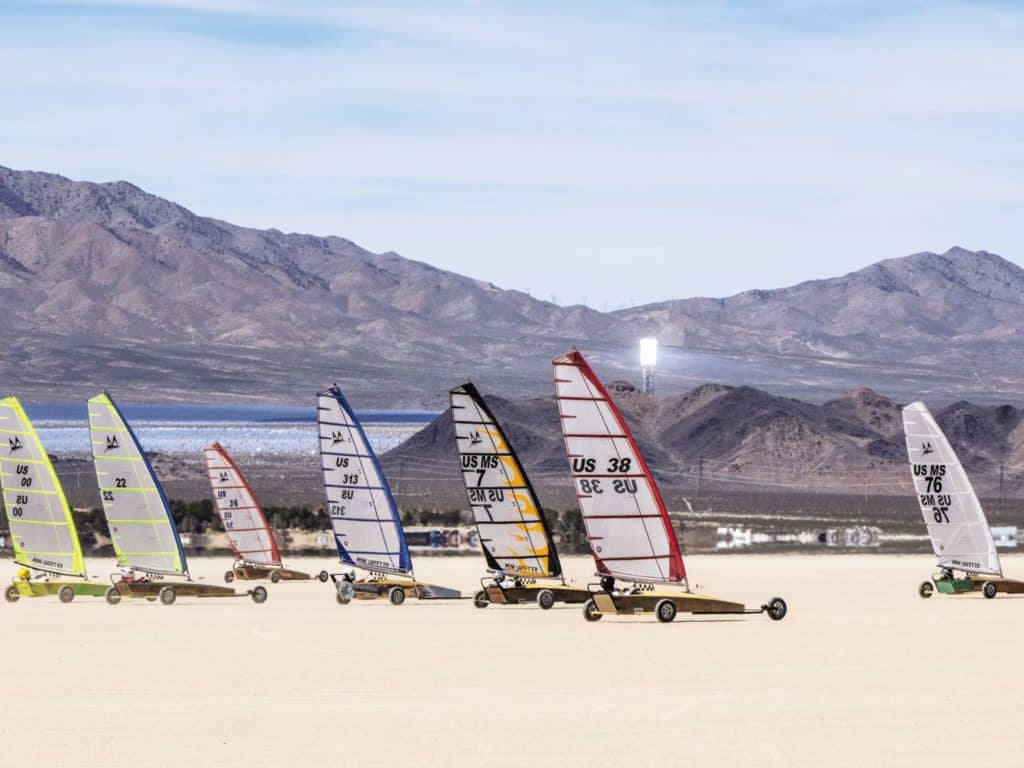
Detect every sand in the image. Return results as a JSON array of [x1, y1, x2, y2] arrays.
[[2, 553, 1021, 767]]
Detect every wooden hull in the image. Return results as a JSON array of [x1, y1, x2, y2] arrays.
[[926, 575, 1024, 596], [583, 587, 786, 622], [333, 575, 461, 604], [481, 583, 590, 606], [228, 564, 328, 583], [106, 577, 267, 604]]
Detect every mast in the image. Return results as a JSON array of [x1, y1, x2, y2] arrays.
[[903, 402, 1001, 577], [317, 385, 412, 577], [552, 350, 686, 584], [450, 382, 562, 579], [204, 442, 282, 567], [0, 396, 86, 577], [87, 392, 188, 577]]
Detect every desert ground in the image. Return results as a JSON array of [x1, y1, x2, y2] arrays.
[[3, 553, 1022, 767]]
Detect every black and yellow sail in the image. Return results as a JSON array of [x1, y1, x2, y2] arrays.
[[449, 382, 562, 579]]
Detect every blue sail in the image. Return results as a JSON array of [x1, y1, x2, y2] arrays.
[[317, 386, 412, 576]]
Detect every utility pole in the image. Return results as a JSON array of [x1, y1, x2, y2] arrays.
[[697, 456, 704, 499]]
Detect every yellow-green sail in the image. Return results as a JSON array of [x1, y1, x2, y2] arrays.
[[0, 396, 86, 576]]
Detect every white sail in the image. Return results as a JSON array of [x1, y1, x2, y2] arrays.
[[318, 385, 412, 576], [902, 401, 1000, 576], [0, 396, 85, 576], [204, 442, 281, 567], [450, 382, 561, 578], [88, 393, 187, 576], [552, 351, 686, 584]]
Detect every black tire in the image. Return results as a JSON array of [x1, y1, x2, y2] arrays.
[[983, 581, 998, 599], [105, 586, 121, 605], [251, 586, 268, 604], [583, 598, 603, 622], [335, 580, 354, 605], [389, 586, 407, 606], [318, 570, 329, 583], [224, 570, 235, 583], [270, 570, 281, 584], [918, 581, 934, 599], [5, 585, 20, 603], [159, 586, 177, 605], [58, 585, 76, 604], [655, 598, 677, 623], [767, 597, 788, 621], [473, 590, 490, 608], [537, 589, 556, 610]]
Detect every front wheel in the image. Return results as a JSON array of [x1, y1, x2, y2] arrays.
[[655, 598, 677, 623], [335, 580, 354, 605], [918, 581, 934, 599], [983, 581, 998, 599], [389, 586, 407, 606], [473, 590, 490, 608], [58, 585, 76, 604], [251, 586, 268, 604], [105, 586, 121, 605], [767, 597, 788, 621], [5, 585, 20, 603], [159, 586, 177, 605], [318, 571, 329, 583], [224, 570, 235, 583], [583, 598, 602, 622]]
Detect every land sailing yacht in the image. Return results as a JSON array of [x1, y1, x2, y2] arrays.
[[89, 393, 267, 605], [552, 350, 788, 623], [903, 402, 1023, 598], [319, 384, 460, 605], [204, 442, 328, 584], [2, 396, 109, 603], [450, 382, 588, 608]]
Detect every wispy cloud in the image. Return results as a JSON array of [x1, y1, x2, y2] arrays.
[[2, 1, 1023, 305]]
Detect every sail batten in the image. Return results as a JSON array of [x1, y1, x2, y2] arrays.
[[318, 386, 412, 577], [902, 402, 1001, 576], [450, 382, 562, 579], [0, 396, 85, 576], [552, 351, 686, 584], [203, 442, 281, 566], [87, 393, 187, 576]]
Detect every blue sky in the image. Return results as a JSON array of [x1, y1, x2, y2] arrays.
[[3, 1, 1023, 308]]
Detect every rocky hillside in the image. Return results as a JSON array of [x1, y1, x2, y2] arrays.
[[4, 164, 1024, 406]]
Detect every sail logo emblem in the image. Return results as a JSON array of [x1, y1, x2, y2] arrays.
[[8, 436, 23, 452], [331, 430, 345, 445], [105, 435, 120, 452], [921, 442, 934, 455], [470, 431, 482, 446], [218, 471, 229, 483]]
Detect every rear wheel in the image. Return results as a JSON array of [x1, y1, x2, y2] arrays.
[[269, 570, 281, 584], [105, 587, 121, 605], [655, 598, 677, 623], [389, 586, 407, 606], [918, 581, 934, 599], [767, 597, 788, 621], [537, 589, 556, 610], [318, 571, 329, 583], [58, 585, 75, 603], [251, 586, 268, 604], [983, 581, 998, 599], [159, 586, 177, 605], [335, 580, 354, 605], [473, 590, 490, 608], [583, 598, 602, 622], [224, 570, 235, 583], [5, 585, 20, 603]]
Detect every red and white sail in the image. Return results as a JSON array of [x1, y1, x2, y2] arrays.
[[552, 350, 686, 584], [203, 442, 281, 567]]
